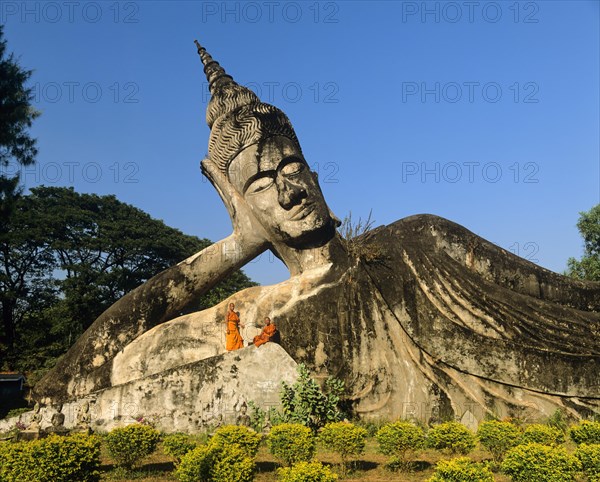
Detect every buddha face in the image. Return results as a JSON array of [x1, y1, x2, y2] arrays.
[[228, 136, 336, 248]]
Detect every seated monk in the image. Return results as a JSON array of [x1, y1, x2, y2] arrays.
[[253, 317, 278, 347]]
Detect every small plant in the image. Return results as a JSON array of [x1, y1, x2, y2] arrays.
[[280, 364, 345, 432], [338, 210, 382, 263], [428, 457, 494, 482], [356, 418, 388, 438], [6, 407, 30, 419], [546, 408, 569, 434], [14, 420, 26, 431], [209, 425, 262, 457], [319, 421, 367, 475], [162, 433, 198, 466], [501, 442, 581, 482], [477, 419, 523, 462], [277, 461, 338, 482], [247, 401, 284, 432], [521, 423, 565, 446], [105, 423, 161, 469], [575, 443, 600, 482], [268, 423, 316, 466], [134, 413, 159, 427], [426, 421, 476, 455], [376, 421, 425, 471], [570, 420, 600, 445]]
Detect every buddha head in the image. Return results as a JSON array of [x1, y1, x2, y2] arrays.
[[195, 41, 338, 249]]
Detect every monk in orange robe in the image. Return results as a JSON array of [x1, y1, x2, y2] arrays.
[[225, 302, 244, 351], [253, 317, 277, 347]]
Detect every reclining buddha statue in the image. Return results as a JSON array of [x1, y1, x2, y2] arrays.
[[34, 40, 599, 424]]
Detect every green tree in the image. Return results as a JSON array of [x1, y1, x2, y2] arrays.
[[0, 24, 39, 171], [0, 186, 257, 374], [0, 24, 40, 351], [567, 204, 600, 281]]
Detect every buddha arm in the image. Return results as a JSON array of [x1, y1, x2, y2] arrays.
[[34, 234, 267, 401]]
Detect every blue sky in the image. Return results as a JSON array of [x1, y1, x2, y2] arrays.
[[2, 0, 599, 285]]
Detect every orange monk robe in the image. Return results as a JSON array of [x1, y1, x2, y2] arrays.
[[253, 323, 277, 347], [226, 311, 244, 351]]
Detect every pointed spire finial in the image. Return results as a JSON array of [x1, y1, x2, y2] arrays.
[[194, 39, 234, 94], [194, 39, 301, 174]]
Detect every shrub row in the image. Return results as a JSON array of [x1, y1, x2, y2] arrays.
[[0, 433, 101, 482]]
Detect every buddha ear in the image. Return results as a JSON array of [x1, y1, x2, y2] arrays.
[[201, 157, 237, 214]]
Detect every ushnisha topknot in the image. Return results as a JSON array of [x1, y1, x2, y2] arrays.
[[195, 40, 301, 175]]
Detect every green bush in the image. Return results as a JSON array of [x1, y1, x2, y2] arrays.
[[163, 433, 198, 465], [376, 421, 425, 470], [175, 443, 255, 482], [277, 461, 338, 482], [428, 457, 494, 482], [280, 364, 345, 431], [576, 443, 600, 482], [0, 433, 101, 482], [426, 422, 476, 455], [212, 444, 255, 482], [208, 425, 262, 457], [477, 420, 523, 462], [105, 423, 160, 469], [501, 442, 581, 482], [571, 421, 600, 445], [319, 421, 367, 471], [268, 423, 316, 466], [521, 423, 565, 446], [175, 444, 219, 482]]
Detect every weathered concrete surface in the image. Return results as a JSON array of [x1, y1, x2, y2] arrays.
[[35, 215, 597, 427], [2, 343, 296, 434]]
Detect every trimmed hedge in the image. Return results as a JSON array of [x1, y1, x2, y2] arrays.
[[268, 423, 316, 466], [318, 421, 367, 463], [428, 457, 494, 482], [0, 433, 101, 482], [477, 420, 523, 462], [501, 442, 580, 482], [277, 461, 338, 482], [376, 421, 425, 459], [575, 443, 600, 482], [426, 422, 476, 455], [175, 443, 255, 482], [105, 423, 161, 469], [521, 424, 565, 446], [162, 433, 198, 465], [571, 421, 600, 445], [209, 425, 261, 457]]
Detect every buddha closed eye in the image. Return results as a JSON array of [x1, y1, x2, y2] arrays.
[[228, 136, 337, 248], [244, 158, 306, 196]]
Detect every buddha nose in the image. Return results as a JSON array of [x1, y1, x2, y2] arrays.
[[276, 176, 307, 210]]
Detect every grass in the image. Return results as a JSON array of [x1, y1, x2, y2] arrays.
[[99, 439, 515, 482]]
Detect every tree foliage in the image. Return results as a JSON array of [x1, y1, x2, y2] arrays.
[[0, 186, 256, 377], [0, 24, 39, 171], [567, 204, 600, 281]]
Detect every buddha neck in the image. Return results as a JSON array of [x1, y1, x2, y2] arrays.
[[273, 233, 349, 277]]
